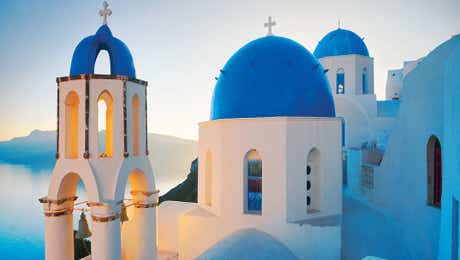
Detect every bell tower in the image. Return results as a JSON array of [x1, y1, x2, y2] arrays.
[[39, 2, 158, 260]]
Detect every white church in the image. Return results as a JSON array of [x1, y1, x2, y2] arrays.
[[39, 2, 460, 260]]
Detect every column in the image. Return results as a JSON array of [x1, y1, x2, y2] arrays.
[[89, 202, 122, 260], [124, 190, 158, 260], [39, 196, 77, 260]]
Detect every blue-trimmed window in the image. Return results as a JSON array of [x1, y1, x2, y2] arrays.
[[362, 68, 368, 94], [336, 68, 345, 94], [245, 150, 262, 214]]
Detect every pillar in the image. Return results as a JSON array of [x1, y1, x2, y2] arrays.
[[39, 196, 77, 260], [90, 202, 122, 260], [123, 190, 158, 260]]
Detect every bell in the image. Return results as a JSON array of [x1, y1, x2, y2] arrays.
[[76, 211, 92, 239], [120, 203, 129, 223]]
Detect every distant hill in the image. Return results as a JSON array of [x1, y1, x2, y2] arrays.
[[159, 158, 198, 204], [0, 130, 197, 185]]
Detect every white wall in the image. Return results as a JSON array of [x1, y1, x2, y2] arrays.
[[371, 35, 460, 260], [176, 117, 342, 260]]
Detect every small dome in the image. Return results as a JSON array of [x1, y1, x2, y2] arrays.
[[314, 28, 369, 59], [70, 25, 136, 78], [196, 229, 297, 260], [211, 36, 335, 120]]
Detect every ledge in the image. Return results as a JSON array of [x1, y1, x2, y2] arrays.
[[56, 74, 148, 86]]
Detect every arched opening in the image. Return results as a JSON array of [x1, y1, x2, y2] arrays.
[[306, 148, 321, 213], [56, 172, 92, 259], [65, 91, 79, 159], [336, 68, 345, 94], [205, 149, 213, 206], [427, 135, 442, 208], [94, 50, 111, 75], [244, 149, 262, 215], [97, 91, 113, 158], [132, 95, 140, 156], [121, 169, 156, 259], [362, 67, 368, 94]]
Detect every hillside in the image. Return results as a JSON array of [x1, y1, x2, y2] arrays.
[[0, 130, 197, 186]]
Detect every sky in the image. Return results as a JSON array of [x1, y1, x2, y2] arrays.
[[0, 0, 458, 141]]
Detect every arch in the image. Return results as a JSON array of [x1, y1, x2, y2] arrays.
[[114, 160, 156, 202], [70, 25, 136, 78], [46, 170, 98, 259], [94, 49, 111, 75], [118, 166, 157, 259], [97, 90, 113, 158], [306, 148, 321, 213], [336, 68, 345, 94], [362, 67, 368, 94], [65, 91, 80, 159], [427, 135, 442, 208], [48, 165, 100, 202], [205, 149, 213, 206], [244, 149, 262, 214], [132, 94, 140, 156]]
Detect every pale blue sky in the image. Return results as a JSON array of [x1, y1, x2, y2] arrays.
[[0, 0, 458, 141]]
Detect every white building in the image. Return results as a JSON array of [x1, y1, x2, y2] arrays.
[[158, 27, 343, 259], [39, 4, 158, 260], [385, 58, 424, 100], [314, 27, 460, 259]]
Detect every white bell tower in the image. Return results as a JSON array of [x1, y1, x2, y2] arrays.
[[39, 2, 158, 260]]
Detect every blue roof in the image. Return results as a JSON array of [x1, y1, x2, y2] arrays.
[[70, 25, 136, 78], [211, 36, 335, 120], [196, 229, 297, 260], [314, 29, 369, 59]]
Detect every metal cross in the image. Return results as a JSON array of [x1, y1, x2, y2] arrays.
[[264, 16, 276, 36], [99, 1, 112, 25]]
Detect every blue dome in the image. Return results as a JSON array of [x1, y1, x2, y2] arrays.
[[211, 36, 335, 120], [314, 29, 369, 59], [70, 25, 136, 78]]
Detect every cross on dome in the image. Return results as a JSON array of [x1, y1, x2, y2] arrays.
[[264, 16, 276, 36], [99, 1, 112, 25]]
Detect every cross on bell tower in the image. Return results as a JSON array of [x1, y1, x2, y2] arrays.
[[264, 16, 276, 36], [99, 1, 112, 25]]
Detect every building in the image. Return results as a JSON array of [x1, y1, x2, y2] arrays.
[[158, 23, 343, 260], [39, 3, 158, 260]]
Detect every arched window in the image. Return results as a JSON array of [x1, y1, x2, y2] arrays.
[[362, 68, 368, 94], [244, 149, 262, 214], [131, 95, 140, 156], [205, 149, 213, 206], [306, 148, 321, 213], [336, 68, 345, 94], [65, 91, 79, 159], [97, 91, 113, 158], [427, 135, 442, 208]]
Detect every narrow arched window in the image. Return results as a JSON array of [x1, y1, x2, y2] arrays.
[[132, 95, 140, 156], [362, 68, 368, 94], [306, 148, 321, 213], [336, 68, 345, 94], [97, 91, 113, 158], [244, 149, 262, 214], [427, 135, 442, 208], [205, 149, 213, 206], [65, 91, 79, 159]]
